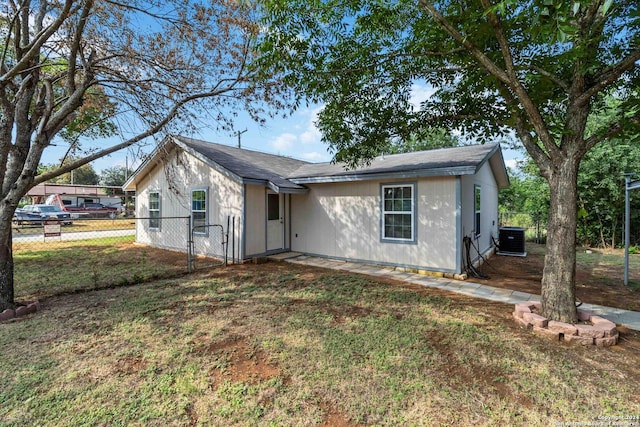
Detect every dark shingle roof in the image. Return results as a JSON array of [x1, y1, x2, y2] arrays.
[[124, 136, 509, 192], [174, 136, 311, 193], [288, 143, 507, 187]]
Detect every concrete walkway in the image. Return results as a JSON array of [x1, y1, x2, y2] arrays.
[[274, 253, 640, 331]]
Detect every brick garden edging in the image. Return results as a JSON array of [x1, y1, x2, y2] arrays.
[[0, 301, 40, 322], [513, 302, 619, 347]]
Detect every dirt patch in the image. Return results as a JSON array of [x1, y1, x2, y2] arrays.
[[203, 334, 358, 425], [115, 355, 147, 374], [473, 246, 640, 312], [207, 335, 281, 385], [319, 401, 359, 427]]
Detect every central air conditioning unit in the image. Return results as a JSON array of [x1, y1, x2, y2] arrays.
[[497, 226, 527, 257]]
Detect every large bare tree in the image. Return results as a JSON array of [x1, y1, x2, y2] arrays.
[[0, 0, 287, 310]]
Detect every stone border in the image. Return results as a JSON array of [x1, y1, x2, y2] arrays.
[[0, 301, 40, 322], [513, 302, 618, 347]]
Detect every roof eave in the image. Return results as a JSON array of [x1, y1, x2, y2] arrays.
[[483, 145, 510, 189], [290, 166, 478, 184], [122, 135, 175, 191]]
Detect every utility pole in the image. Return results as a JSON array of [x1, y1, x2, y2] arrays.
[[235, 129, 247, 149]]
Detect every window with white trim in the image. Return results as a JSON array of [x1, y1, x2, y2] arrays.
[[149, 191, 160, 230], [382, 184, 415, 242], [191, 188, 208, 235], [474, 185, 481, 237]]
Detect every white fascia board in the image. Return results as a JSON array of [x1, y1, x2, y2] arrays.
[[289, 166, 477, 184]]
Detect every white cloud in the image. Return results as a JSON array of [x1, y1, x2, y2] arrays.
[[409, 83, 436, 110], [299, 106, 323, 145], [300, 128, 321, 145], [270, 105, 324, 154], [504, 159, 519, 170], [271, 133, 297, 151], [300, 151, 329, 162]]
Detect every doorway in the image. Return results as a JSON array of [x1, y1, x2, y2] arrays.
[[266, 192, 284, 252]]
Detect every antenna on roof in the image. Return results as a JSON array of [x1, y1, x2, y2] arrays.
[[235, 129, 247, 149]]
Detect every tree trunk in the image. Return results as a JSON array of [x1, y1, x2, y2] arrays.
[[541, 157, 579, 323], [0, 220, 15, 311]]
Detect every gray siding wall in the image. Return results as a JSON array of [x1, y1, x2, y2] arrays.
[[461, 161, 500, 258], [244, 184, 266, 257], [135, 147, 243, 258], [290, 177, 459, 272]]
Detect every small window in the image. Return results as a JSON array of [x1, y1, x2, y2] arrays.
[[149, 191, 160, 230], [381, 184, 415, 242], [474, 185, 481, 237], [192, 189, 208, 235], [267, 193, 280, 221]]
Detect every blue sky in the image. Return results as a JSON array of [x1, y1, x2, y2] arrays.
[[40, 83, 525, 174]]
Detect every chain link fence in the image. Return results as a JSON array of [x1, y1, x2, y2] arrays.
[[12, 217, 230, 301], [191, 224, 227, 269], [498, 212, 547, 243]]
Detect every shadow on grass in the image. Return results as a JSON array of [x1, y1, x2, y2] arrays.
[[13, 242, 190, 302]]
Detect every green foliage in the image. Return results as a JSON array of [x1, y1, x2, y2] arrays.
[[57, 86, 118, 144], [577, 141, 640, 248], [100, 166, 134, 187], [38, 157, 100, 185], [499, 162, 550, 223], [257, 0, 640, 166], [501, 141, 640, 249], [384, 128, 460, 154]]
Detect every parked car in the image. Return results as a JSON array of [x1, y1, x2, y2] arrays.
[[15, 204, 73, 225], [13, 209, 46, 225], [64, 202, 119, 219]]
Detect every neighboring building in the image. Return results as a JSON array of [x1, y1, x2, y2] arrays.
[[123, 136, 509, 275], [25, 183, 124, 211]]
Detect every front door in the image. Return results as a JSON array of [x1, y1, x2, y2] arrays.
[[266, 192, 284, 252]]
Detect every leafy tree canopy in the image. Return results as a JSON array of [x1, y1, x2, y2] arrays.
[[385, 128, 461, 154], [38, 158, 100, 186], [257, 0, 639, 166], [100, 166, 134, 187], [257, 0, 640, 322]]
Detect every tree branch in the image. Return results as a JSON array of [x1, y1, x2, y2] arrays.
[[418, 0, 559, 159], [577, 47, 640, 107], [584, 112, 640, 152], [66, 1, 94, 94], [0, 0, 77, 84], [33, 86, 247, 185]]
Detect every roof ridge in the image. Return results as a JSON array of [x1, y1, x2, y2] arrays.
[[173, 135, 313, 165]]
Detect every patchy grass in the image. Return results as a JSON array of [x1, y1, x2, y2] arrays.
[[1, 262, 639, 426], [13, 236, 188, 302]]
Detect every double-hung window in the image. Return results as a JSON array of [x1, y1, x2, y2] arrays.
[[381, 184, 415, 242], [191, 188, 208, 235], [474, 185, 481, 237], [149, 191, 160, 230]]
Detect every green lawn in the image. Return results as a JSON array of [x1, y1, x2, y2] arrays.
[[1, 260, 638, 426], [13, 236, 187, 302]]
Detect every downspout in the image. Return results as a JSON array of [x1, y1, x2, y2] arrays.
[[455, 176, 463, 274], [288, 194, 292, 251], [241, 184, 246, 263], [282, 193, 286, 250]]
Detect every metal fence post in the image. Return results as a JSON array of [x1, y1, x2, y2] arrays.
[[225, 216, 230, 266]]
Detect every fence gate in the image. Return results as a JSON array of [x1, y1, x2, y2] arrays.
[[190, 224, 227, 270]]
